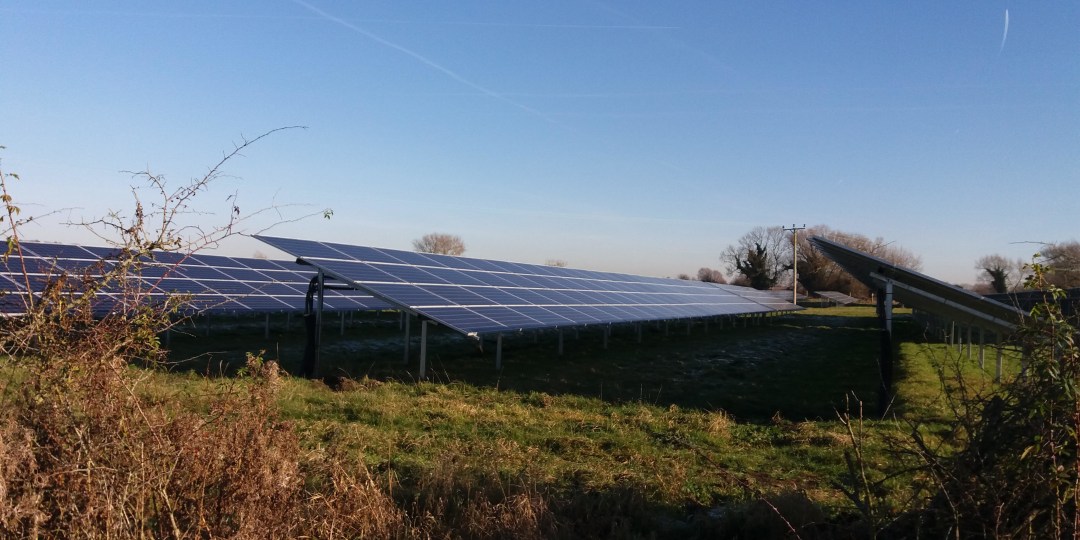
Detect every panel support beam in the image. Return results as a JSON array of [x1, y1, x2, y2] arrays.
[[403, 314, 412, 364], [315, 269, 325, 377], [419, 320, 429, 379], [496, 334, 503, 370], [978, 327, 985, 369], [876, 279, 894, 418]]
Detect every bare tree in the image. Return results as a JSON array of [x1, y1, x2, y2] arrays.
[[545, 259, 568, 267], [721, 226, 791, 290], [975, 254, 1025, 293], [676, 273, 692, 280], [412, 232, 465, 256], [1041, 240, 1080, 288], [696, 267, 727, 284]]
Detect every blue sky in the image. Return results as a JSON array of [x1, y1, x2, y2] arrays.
[[2, 1, 1077, 285]]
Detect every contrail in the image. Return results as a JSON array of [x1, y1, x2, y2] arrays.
[[1000, 9, 1009, 52], [291, 0, 559, 124]]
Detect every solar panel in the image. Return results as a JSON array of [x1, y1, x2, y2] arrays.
[[814, 291, 860, 305], [255, 235, 802, 336], [0, 241, 390, 315], [809, 236, 1025, 332]]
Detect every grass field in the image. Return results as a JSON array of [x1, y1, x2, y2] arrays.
[[7, 304, 1024, 536]]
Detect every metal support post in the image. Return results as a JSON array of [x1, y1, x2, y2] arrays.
[[496, 334, 503, 370], [315, 269, 325, 377], [876, 280, 894, 418], [995, 332, 1003, 382], [978, 327, 985, 369], [264, 313, 271, 339], [419, 320, 429, 379], [558, 329, 564, 355], [403, 315, 412, 364], [966, 325, 972, 360]]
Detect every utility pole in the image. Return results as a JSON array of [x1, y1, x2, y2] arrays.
[[783, 224, 806, 305]]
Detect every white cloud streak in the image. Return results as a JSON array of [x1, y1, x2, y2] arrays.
[[1000, 9, 1010, 53], [291, 0, 560, 124]]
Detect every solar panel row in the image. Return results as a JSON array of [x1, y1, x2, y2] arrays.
[[809, 236, 1025, 333], [256, 235, 801, 336], [814, 291, 860, 305], [0, 241, 389, 315]]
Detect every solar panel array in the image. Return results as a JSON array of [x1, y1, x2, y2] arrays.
[[809, 236, 1025, 332], [761, 289, 809, 302], [814, 291, 860, 305], [256, 235, 801, 336], [0, 241, 389, 315]]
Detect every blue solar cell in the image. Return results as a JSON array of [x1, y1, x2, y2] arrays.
[[453, 257, 505, 273], [22, 242, 96, 260], [441, 256, 492, 272], [236, 258, 291, 271], [250, 283, 305, 296], [418, 307, 502, 334], [191, 254, 236, 268], [424, 267, 488, 287], [213, 267, 272, 282], [152, 278, 206, 294], [322, 242, 405, 264], [503, 288, 557, 305], [522, 275, 564, 289], [180, 266, 232, 281], [422, 285, 493, 306], [571, 306, 622, 324], [512, 306, 575, 326], [551, 277, 590, 291], [469, 306, 541, 329], [549, 290, 592, 304], [496, 273, 547, 288], [0, 293, 27, 314], [474, 288, 528, 305], [79, 246, 123, 259], [379, 250, 438, 267], [463, 272, 516, 288], [363, 283, 449, 307], [368, 264, 449, 285], [403, 251, 457, 268], [543, 305, 602, 325], [316, 259, 403, 284], [236, 297, 294, 310], [492, 261, 534, 275], [197, 280, 258, 295]]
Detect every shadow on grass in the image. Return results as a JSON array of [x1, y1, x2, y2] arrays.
[[165, 308, 891, 422]]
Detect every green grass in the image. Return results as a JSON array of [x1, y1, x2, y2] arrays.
[[157, 309, 921, 507], [10, 304, 1008, 534], [165, 308, 890, 421]]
